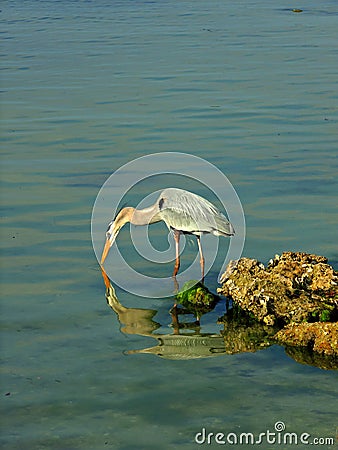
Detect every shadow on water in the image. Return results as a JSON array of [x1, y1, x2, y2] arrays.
[[100, 269, 338, 369]]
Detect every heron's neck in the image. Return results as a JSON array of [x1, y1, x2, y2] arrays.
[[127, 204, 160, 226]]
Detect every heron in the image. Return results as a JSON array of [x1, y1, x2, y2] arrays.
[[100, 187, 235, 279]]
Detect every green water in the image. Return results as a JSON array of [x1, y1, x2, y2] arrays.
[[1, 1, 337, 449]]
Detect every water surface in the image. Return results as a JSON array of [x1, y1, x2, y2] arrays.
[[1, 1, 337, 449]]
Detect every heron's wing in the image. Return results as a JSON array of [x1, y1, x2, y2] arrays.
[[158, 188, 234, 236]]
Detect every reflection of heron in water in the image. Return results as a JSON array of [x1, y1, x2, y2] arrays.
[[100, 188, 234, 279], [101, 269, 226, 360], [101, 269, 277, 360], [102, 272, 327, 367], [102, 268, 160, 336]]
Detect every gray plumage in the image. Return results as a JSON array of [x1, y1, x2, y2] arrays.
[[155, 188, 235, 237]]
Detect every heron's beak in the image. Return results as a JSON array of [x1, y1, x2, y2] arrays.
[[100, 239, 111, 265], [100, 233, 117, 265]]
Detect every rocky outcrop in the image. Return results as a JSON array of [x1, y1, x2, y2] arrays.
[[218, 252, 337, 326], [218, 252, 338, 359]]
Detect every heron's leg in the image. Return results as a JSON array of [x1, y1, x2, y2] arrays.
[[173, 229, 181, 277], [170, 307, 180, 334], [196, 236, 205, 282]]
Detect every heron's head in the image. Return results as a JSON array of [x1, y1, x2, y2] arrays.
[[100, 208, 132, 265]]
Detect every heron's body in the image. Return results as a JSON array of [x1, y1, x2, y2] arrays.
[[101, 188, 234, 278], [153, 188, 234, 237]]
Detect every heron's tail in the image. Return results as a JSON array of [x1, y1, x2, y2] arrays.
[[214, 214, 235, 236]]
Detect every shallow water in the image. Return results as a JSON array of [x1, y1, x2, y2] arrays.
[[1, 1, 338, 449]]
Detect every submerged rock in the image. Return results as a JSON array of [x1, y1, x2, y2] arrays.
[[218, 252, 338, 326]]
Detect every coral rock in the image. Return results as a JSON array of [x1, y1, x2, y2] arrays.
[[218, 252, 338, 326], [274, 322, 338, 357]]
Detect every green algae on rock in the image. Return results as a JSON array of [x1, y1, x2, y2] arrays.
[[175, 280, 219, 318]]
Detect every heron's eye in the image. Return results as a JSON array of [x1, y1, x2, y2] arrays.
[[159, 198, 165, 210], [106, 222, 113, 240]]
